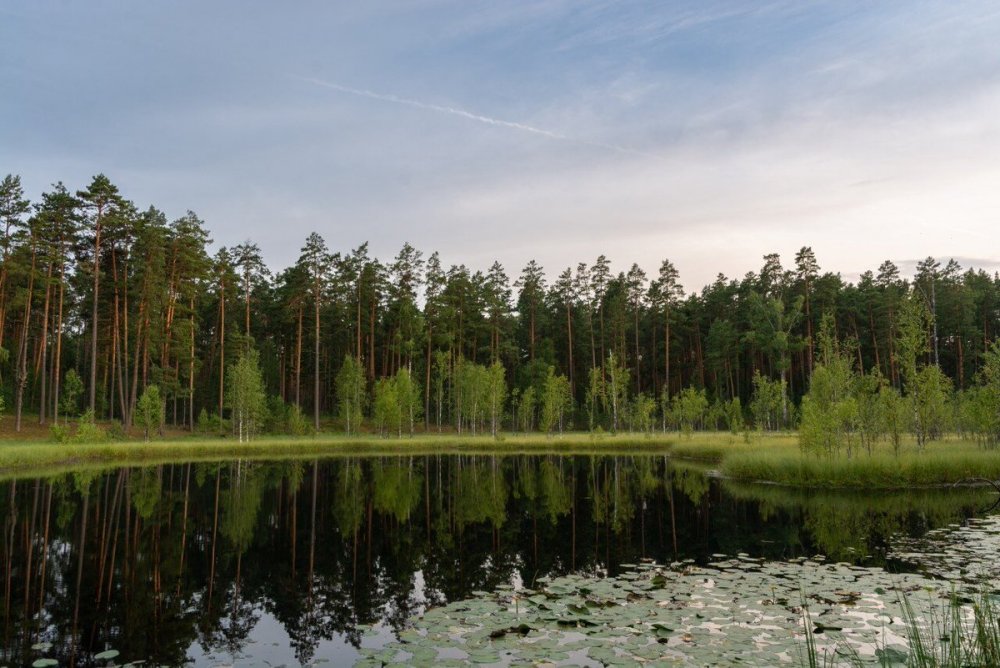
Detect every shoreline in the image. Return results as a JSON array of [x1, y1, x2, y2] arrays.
[[3, 432, 999, 491]]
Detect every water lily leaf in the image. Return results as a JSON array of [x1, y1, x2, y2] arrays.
[[467, 649, 500, 663], [876, 646, 909, 665]]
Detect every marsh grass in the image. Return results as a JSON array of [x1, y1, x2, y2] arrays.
[[3, 422, 998, 489], [803, 590, 1000, 667], [0, 432, 674, 478], [667, 432, 1000, 488], [722, 443, 1000, 489], [668, 431, 799, 462]]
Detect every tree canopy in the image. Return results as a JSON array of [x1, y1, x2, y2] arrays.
[[3, 171, 1000, 445]]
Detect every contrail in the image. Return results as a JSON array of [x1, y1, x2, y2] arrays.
[[293, 75, 657, 158]]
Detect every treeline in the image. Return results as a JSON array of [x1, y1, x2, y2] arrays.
[[2, 172, 1000, 439]]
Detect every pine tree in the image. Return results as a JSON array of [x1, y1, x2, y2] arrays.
[[77, 174, 123, 414], [0, 174, 30, 353], [297, 232, 331, 430]]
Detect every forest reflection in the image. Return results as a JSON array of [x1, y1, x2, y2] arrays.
[[1, 456, 992, 666]]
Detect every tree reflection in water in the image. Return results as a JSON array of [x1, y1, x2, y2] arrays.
[[1, 455, 992, 666]]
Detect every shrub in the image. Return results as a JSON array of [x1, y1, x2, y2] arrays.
[[264, 395, 288, 433], [197, 407, 212, 433], [49, 422, 70, 443], [287, 403, 311, 436], [73, 410, 107, 443], [106, 420, 126, 441]]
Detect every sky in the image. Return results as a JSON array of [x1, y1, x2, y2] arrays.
[[3, 0, 1000, 291]]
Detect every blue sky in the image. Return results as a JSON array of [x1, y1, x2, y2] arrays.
[[3, 1, 1000, 288]]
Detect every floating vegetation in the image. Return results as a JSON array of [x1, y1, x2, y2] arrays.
[[890, 514, 1000, 586], [357, 555, 978, 666]]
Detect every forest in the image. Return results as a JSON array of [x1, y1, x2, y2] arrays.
[[2, 172, 1000, 447]]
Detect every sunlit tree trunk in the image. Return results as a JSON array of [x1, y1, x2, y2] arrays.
[[218, 279, 226, 429], [14, 234, 37, 432], [52, 257, 66, 424], [189, 298, 196, 430], [37, 262, 53, 424]]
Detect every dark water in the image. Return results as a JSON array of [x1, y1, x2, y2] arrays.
[[0, 456, 993, 666]]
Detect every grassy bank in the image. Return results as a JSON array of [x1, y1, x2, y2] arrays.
[[668, 431, 798, 461], [668, 432, 1000, 489], [0, 432, 674, 477], [723, 445, 1000, 488], [3, 421, 999, 489]]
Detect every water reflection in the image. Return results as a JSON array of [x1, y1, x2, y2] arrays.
[[0, 456, 992, 666]]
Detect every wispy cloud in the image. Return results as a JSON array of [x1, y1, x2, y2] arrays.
[[293, 75, 660, 159]]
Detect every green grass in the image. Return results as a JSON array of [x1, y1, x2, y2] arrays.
[[0, 431, 674, 478], [668, 431, 798, 462], [721, 439, 1000, 489], [3, 423, 999, 489], [802, 589, 1000, 667], [665, 432, 1000, 489]]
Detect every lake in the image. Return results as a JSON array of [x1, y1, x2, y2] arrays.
[[2, 455, 997, 666]]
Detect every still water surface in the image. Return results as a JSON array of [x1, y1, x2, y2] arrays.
[[1, 455, 994, 666]]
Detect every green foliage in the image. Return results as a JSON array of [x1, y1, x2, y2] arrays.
[[286, 403, 311, 436], [586, 367, 605, 432], [452, 359, 504, 435], [105, 420, 126, 441], [799, 318, 858, 456], [226, 348, 267, 442], [913, 364, 952, 445], [5, 167, 1000, 456], [723, 397, 744, 434], [453, 358, 483, 433], [746, 290, 802, 426], [630, 392, 656, 434], [672, 387, 709, 437], [197, 409, 227, 435], [372, 368, 422, 437], [49, 422, 70, 443], [60, 368, 84, 419], [895, 293, 943, 448], [335, 354, 366, 435], [373, 377, 400, 436], [485, 361, 507, 437], [539, 367, 572, 435], [135, 384, 164, 441], [264, 395, 288, 433], [515, 386, 536, 433], [750, 372, 785, 431], [432, 350, 450, 431], [879, 383, 909, 456], [395, 367, 422, 436], [606, 352, 629, 433], [961, 340, 1000, 448], [855, 370, 887, 454], [73, 409, 107, 443]]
